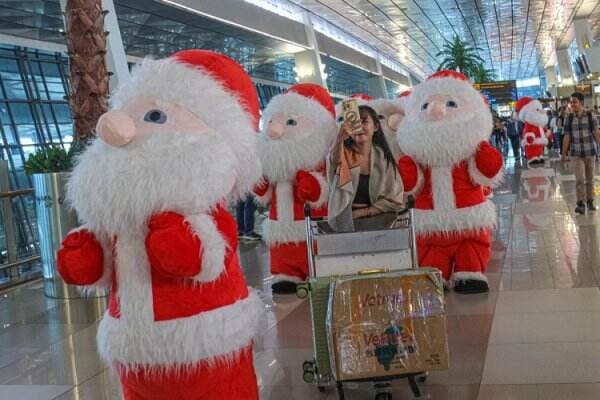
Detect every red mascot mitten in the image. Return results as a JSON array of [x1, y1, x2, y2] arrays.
[[57, 50, 264, 399], [515, 97, 549, 167], [255, 83, 336, 294], [396, 70, 503, 294]]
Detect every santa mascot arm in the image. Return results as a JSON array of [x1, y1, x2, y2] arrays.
[[145, 211, 232, 282], [253, 177, 272, 205], [397, 155, 424, 196], [57, 227, 113, 294], [468, 141, 504, 188], [294, 170, 328, 208]]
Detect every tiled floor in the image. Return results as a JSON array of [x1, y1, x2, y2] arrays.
[[1, 158, 599, 399]]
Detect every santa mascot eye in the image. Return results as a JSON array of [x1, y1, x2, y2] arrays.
[[144, 110, 167, 124], [421, 103, 429, 110], [286, 119, 298, 126], [446, 100, 458, 108], [378, 114, 385, 120]]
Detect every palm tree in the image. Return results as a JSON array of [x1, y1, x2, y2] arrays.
[[472, 63, 496, 83], [436, 35, 485, 79], [64, 0, 109, 145]]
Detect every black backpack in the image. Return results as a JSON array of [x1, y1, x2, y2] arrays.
[[565, 111, 595, 135]]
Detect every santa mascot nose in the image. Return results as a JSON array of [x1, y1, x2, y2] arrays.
[[267, 120, 285, 139], [427, 101, 447, 121], [96, 110, 137, 147]]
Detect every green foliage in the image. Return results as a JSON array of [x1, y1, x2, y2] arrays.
[[472, 64, 496, 83], [436, 35, 486, 80], [24, 145, 80, 175]]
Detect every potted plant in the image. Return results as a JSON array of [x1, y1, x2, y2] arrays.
[[25, 145, 85, 298]]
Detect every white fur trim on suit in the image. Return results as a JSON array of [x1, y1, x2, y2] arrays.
[[71, 226, 113, 296], [271, 274, 304, 284], [430, 167, 454, 210], [185, 214, 226, 282], [467, 157, 503, 188], [97, 290, 263, 371], [263, 219, 306, 245], [415, 201, 497, 233], [452, 271, 488, 284], [306, 172, 328, 209]]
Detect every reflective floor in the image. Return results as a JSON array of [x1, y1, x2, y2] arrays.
[[1, 157, 599, 400]]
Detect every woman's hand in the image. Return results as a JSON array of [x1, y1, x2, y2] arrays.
[[332, 121, 360, 159]]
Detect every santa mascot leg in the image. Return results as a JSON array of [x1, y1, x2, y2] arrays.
[[269, 241, 309, 284], [453, 229, 492, 293], [524, 144, 545, 165]]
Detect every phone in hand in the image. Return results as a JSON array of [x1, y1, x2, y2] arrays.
[[342, 99, 363, 136]]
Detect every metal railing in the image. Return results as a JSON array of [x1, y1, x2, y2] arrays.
[[0, 161, 41, 290]]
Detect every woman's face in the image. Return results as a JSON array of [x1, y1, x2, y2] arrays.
[[354, 110, 377, 145]]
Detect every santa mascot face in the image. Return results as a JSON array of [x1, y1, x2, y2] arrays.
[[258, 83, 337, 182], [68, 50, 262, 234], [397, 71, 493, 167], [518, 98, 547, 127]]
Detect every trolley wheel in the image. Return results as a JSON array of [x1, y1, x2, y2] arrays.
[[302, 360, 313, 371], [296, 284, 309, 299], [302, 370, 314, 383], [418, 372, 428, 383], [336, 381, 345, 400], [318, 386, 326, 393], [374, 393, 392, 400], [408, 375, 421, 398]]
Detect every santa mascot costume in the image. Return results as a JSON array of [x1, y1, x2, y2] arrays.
[[56, 50, 264, 399], [255, 83, 337, 294], [515, 97, 550, 166], [396, 70, 503, 294], [521, 175, 554, 232]]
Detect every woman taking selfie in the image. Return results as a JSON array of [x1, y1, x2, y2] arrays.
[[327, 104, 404, 231]]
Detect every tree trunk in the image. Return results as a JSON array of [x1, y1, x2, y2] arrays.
[[64, 0, 109, 144]]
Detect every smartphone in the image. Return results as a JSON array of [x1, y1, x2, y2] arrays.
[[342, 99, 363, 135]]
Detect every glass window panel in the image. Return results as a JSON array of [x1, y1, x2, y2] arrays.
[[2, 79, 27, 100], [41, 62, 60, 77], [7, 103, 33, 124], [59, 124, 73, 142], [16, 125, 38, 146], [0, 58, 19, 75], [1, 124, 18, 145], [46, 82, 66, 100], [52, 103, 72, 123]]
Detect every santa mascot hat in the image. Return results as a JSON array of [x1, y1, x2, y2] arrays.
[[111, 49, 262, 197], [263, 83, 336, 130], [396, 89, 412, 108], [406, 70, 490, 119], [514, 96, 541, 122]]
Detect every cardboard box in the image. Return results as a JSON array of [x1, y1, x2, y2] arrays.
[[327, 269, 449, 381]]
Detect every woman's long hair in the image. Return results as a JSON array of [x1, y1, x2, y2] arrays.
[[343, 105, 396, 171]]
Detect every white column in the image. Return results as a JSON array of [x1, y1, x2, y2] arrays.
[[545, 66, 558, 97], [573, 18, 600, 74], [59, 0, 130, 92], [367, 56, 387, 98], [556, 48, 574, 85], [294, 12, 326, 86]]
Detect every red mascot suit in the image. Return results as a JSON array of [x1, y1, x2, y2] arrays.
[[56, 50, 264, 399], [515, 96, 551, 166], [396, 70, 504, 294], [255, 83, 337, 294]]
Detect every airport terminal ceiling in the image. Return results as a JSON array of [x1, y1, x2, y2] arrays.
[[0, 1, 599, 83]]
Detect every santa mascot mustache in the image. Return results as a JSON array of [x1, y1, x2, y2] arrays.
[[256, 132, 329, 182], [525, 111, 548, 127], [397, 109, 492, 167], [68, 129, 258, 234]]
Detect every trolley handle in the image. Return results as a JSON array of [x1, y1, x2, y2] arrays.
[[397, 195, 415, 215], [304, 203, 312, 218]]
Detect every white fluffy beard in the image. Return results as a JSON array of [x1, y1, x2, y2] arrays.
[[397, 109, 492, 167], [525, 111, 547, 127], [68, 131, 252, 234], [257, 133, 329, 182]]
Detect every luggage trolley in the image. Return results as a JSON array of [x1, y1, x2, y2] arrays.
[[297, 197, 427, 399]]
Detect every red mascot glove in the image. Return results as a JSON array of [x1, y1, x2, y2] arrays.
[[294, 170, 321, 203], [145, 212, 202, 278], [57, 229, 104, 285], [253, 178, 270, 197], [475, 141, 503, 178], [397, 156, 420, 192]]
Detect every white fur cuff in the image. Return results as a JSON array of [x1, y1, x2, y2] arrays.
[[271, 274, 304, 284], [186, 214, 227, 282], [468, 157, 503, 188], [452, 271, 488, 284]]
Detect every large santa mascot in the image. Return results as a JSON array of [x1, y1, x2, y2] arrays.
[[370, 91, 411, 160], [255, 83, 337, 294], [397, 70, 503, 294], [515, 96, 551, 166], [56, 50, 264, 399]]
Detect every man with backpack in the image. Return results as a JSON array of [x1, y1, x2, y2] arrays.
[[561, 92, 600, 214]]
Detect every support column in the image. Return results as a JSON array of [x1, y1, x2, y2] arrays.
[[367, 56, 387, 98], [294, 13, 326, 86], [556, 49, 574, 85], [573, 18, 600, 74], [59, 0, 129, 93], [545, 66, 558, 97]]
